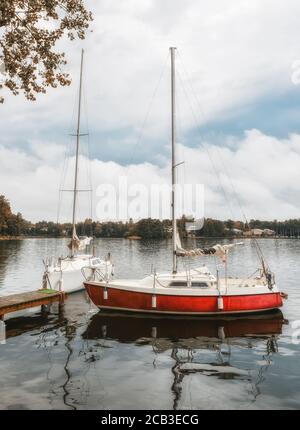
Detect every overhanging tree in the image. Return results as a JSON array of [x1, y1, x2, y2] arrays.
[[0, 0, 92, 103]]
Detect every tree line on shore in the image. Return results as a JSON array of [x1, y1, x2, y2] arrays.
[[1, 195, 300, 239]]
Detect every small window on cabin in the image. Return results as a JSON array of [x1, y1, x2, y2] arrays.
[[91, 258, 101, 266], [191, 282, 209, 288], [169, 281, 188, 287]]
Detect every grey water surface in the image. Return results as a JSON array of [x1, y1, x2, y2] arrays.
[[0, 237, 299, 410]]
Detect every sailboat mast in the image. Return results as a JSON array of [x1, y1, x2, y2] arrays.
[[71, 49, 84, 257], [170, 47, 177, 274]]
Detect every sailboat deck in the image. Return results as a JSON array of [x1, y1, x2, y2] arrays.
[[87, 275, 271, 296]]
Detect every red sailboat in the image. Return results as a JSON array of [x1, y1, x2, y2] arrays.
[[84, 48, 286, 316]]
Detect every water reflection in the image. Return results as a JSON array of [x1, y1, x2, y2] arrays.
[[4, 302, 82, 410], [1, 237, 299, 409], [0, 240, 24, 291], [2, 295, 294, 410], [83, 310, 286, 409], [83, 311, 284, 343]]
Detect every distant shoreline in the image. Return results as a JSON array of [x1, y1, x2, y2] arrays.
[[0, 236, 24, 241], [0, 235, 62, 241], [0, 235, 299, 241]]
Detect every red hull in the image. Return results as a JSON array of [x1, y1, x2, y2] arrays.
[[84, 283, 283, 315]]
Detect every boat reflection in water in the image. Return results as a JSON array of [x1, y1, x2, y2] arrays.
[[84, 310, 285, 343], [83, 310, 286, 409], [3, 302, 287, 410]]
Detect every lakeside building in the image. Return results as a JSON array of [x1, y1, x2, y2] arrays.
[[244, 228, 276, 237]]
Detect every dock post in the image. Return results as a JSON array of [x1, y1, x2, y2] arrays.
[[58, 291, 66, 314], [59, 291, 66, 304]]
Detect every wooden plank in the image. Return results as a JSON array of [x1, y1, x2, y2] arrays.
[[0, 290, 66, 317]]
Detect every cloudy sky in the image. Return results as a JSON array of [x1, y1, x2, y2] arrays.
[[1, 0, 300, 222]]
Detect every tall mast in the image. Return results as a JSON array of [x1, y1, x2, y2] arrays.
[[170, 47, 177, 274], [71, 49, 84, 257]]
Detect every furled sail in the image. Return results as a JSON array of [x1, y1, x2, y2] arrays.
[[68, 235, 92, 252], [176, 233, 243, 262]]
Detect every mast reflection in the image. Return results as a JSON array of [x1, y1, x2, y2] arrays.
[[83, 310, 286, 409]]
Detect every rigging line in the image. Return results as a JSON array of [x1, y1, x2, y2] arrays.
[[57, 79, 79, 224], [82, 78, 93, 223], [211, 144, 267, 265], [176, 51, 235, 218], [81, 68, 94, 226], [63, 197, 75, 228], [177, 55, 252, 254], [176, 69, 236, 220], [67, 64, 92, 235], [57, 135, 71, 224], [174, 76, 186, 210], [177, 72, 234, 221], [177, 51, 240, 213], [177, 51, 246, 221], [176, 52, 267, 265], [177, 50, 208, 124], [86, 138, 93, 222], [87, 142, 93, 223], [127, 53, 170, 166], [56, 190, 62, 225], [60, 134, 72, 187], [208, 148, 268, 260], [57, 138, 71, 224], [176, 88, 265, 262], [215, 148, 248, 222]]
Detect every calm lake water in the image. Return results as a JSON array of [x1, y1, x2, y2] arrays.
[[0, 237, 300, 410]]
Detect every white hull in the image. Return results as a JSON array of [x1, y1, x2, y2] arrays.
[[43, 254, 113, 294]]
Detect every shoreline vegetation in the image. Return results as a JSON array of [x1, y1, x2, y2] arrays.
[[1, 235, 299, 241], [1, 195, 300, 240]]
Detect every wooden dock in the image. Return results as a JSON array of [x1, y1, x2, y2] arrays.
[[0, 289, 66, 320]]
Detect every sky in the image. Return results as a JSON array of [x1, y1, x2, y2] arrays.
[[1, 0, 300, 222]]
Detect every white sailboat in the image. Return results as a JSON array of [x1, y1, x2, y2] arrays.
[[84, 47, 286, 315], [42, 50, 113, 294]]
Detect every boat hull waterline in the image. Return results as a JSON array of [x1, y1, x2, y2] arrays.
[[84, 282, 283, 315]]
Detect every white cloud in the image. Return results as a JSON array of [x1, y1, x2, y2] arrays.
[[1, 0, 300, 140], [1, 129, 299, 222], [75, 0, 300, 137], [1, 1, 300, 221], [29, 141, 66, 164]]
